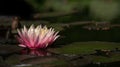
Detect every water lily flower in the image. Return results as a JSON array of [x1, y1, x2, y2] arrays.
[[17, 25, 60, 49]]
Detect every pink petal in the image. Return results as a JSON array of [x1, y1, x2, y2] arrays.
[[19, 44, 26, 47]]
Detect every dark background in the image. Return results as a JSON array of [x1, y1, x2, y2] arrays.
[[0, 0, 34, 19]]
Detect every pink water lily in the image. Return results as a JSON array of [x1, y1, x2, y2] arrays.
[[17, 25, 60, 49]]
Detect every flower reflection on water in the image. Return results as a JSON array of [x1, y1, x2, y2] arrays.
[[21, 49, 51, 56]]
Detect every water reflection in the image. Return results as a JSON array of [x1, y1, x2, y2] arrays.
[[21, 49, 51, 56]]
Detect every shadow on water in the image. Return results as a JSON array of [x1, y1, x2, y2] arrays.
[[54, 25, 120, 46]]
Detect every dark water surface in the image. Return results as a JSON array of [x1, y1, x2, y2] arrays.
[[0, 25, 120, 67], [57, 25, 120, 45]]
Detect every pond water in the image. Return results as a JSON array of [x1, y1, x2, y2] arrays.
[[57, 25, 120, 46], [0, 45, 119, 67], [0, 25, 120, 67], [0, 45, 69, 67]]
